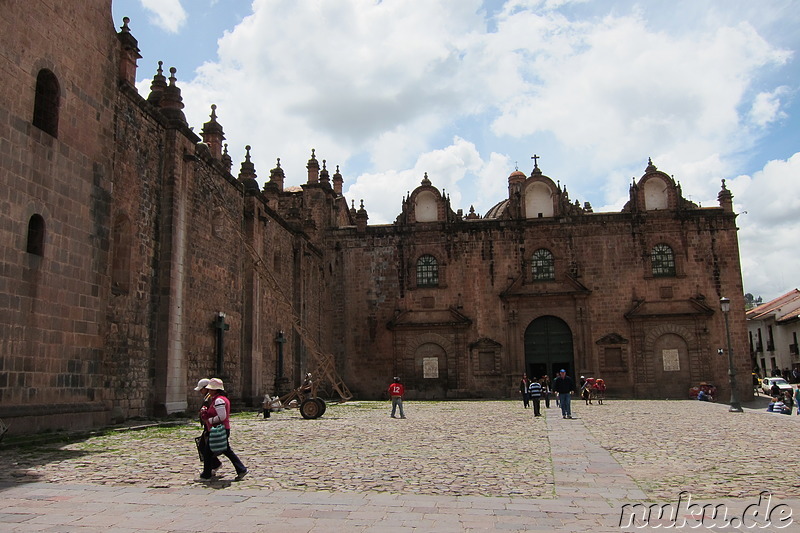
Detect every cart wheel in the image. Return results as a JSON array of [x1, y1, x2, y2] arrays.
[[300, 398, 322, 419], [314, 398, 327, 417]]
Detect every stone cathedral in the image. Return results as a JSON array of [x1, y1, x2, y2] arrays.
[[1, 1, 751, 434]]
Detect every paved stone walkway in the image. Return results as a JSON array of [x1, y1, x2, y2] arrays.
[[0, 398, 797, 531]]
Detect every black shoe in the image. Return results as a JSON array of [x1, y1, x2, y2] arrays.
[[567, 415, 572, 419], [200, 472, 212, 480], [234, 469, 248, 481]]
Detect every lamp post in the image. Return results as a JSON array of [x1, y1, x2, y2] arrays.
[[720, 297, 743, 412]]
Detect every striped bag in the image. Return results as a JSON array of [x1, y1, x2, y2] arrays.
[[207, 425, 228, 455]]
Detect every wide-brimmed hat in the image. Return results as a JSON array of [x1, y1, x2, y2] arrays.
[[206, 378, 225, 391], [194, 378, 210, 391]]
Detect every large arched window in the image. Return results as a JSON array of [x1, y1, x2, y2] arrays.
[[651, 244, 675, 277], [26, 214, 45, 256], [416, 255, 438, 287], [32, 69, 60, 137], [531, 249, 555, 280]]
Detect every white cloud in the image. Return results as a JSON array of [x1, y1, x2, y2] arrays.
[[345, 137, 483, 224], [140, 0, 187, 34], [731, 153, 800, 299], [748, 87, 790, 127], [155, 0, 798, 298]]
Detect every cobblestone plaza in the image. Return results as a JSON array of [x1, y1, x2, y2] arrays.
[[0, 399, 798, 531]]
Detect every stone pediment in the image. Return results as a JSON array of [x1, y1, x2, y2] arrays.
[[469, 337, 502, 349], [596, 333, 629, 345], [625, 298, 715, 319], [500, 273, 590, 301], [387, 306, 472, 330]]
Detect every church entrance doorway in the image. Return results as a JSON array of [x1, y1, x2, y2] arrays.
[[524, 316, 574, 381]]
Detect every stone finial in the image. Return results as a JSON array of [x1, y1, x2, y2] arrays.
[[421, 172, 431, 186], [238, 145, 259, 192], [319, 159, 330, 187], [117, 17, 141, 86], [717, 178, 733, 212], [201, 104, 225, 159], [356, 199, 368, 233], [267, 157, 285, 192], [221, 143, 232, 172], [306, 148, 319, 184], [332, 164, 343, 195], [646, 157, 657, 173], [147, 61, 167, 105], [159, 67, 187, 125]]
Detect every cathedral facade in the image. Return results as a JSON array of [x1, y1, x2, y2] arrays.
[[1, 2, 751, 434]]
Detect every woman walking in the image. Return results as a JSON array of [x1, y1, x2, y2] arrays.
[[199, 378, 248, 481]]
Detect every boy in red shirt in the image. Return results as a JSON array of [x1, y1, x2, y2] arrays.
[[388, 377, 406, 418]]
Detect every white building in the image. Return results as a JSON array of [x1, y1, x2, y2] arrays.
[[747, 289, 800, 379]]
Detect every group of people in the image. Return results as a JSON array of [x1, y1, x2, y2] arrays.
[[767, 388, 800, 415], [519, 370, 577, 419], [193, 377, 248, 481]]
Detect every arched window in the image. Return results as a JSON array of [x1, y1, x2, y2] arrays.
[[531, 249, 555, 280], [26, 214, 45, 256], [416, 255, 438, 287], [32, 69, 60, 137], [651, 244, 675, 277]]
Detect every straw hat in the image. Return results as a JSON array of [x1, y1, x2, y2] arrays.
[[206, 378, 225, 391]]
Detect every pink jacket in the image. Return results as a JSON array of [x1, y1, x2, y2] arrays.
[[201, 394, 231, 430]]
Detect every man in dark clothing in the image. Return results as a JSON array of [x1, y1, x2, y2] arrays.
[[553, 369, 576, 419], [519, 374, 530, 408]]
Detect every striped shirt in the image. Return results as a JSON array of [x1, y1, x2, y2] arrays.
[[528, 381, 543, 398]]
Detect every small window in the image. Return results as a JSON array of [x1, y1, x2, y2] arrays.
[[33, 69, 60, 137], [416, 255, 438, 287], [651, 244, 675, 277], [531, 249, 555, 280], [26, 214, 45, 256]]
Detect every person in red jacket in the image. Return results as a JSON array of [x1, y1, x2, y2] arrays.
[[199, 378, 248, 481], [388, 377, 406, 419]]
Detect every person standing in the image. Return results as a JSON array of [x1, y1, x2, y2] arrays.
[[795, 387, 800, 415], [199, 378, 248, 481], [194, 378, 222, 475], [388, 377, 406, 419], [553, 369, 576, 419], [542, 376, 551, 408], [519, 374, 531, 409], [527, 379, 543, 417]]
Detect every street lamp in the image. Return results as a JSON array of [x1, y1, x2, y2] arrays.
[[720, 297, 743, 412]]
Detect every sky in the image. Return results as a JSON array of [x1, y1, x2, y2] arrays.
[[111, 0, 799, 302]]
